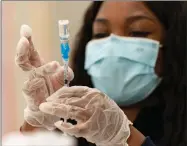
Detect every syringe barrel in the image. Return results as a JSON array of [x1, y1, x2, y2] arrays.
[[60, 42, 70, 61], [59, 20, 70, 61]]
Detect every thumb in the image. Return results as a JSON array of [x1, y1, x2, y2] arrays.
[[54, 120, 88, 138], [51, 66, 74, 91], [55, 121, 76, 136]]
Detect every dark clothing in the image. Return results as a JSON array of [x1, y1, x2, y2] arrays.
[[142, 137, 156, 146], [77, 137, 156, 146]]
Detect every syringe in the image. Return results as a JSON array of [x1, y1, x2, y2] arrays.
[[58, 20, 70, 87], [58, 20, 70, 136]]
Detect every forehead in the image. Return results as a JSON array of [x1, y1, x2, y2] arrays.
[[96, 2, 157, 20]]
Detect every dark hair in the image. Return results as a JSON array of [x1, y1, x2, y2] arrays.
[[70, 2, 187, 146]]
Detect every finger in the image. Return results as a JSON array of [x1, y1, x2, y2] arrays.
[[39, 102, 89, 122], [23, 78, 45, 93], [55, 120, 90, 138], [51, 66, 74, 91], [21, 25, 44, 68], [53, 66, 74, 84], [55, 121, 74, 135], [15, 25, 43, 71], [46, 86, 90, 102], [29, 61, 61, 79], [62, 90, 102, 108], [15, 37, 33, 71], [20, 24, 32, 38], [22, 78, 48, 107], [27, 36, 43, 68]]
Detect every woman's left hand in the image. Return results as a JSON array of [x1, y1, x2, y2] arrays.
[[39, 86, 132, 146]]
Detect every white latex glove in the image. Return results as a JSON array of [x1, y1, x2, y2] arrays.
[[15, 25, 74, 130], [39, 86, 132, 146]]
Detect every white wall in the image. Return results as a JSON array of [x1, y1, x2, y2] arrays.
[[2, 1, 91, 135]]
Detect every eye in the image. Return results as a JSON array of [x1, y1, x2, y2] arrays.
[[93, 33, 109, 39], [129, 31, 151, 38]]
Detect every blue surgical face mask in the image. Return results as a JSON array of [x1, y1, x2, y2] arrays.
[[84, 34, 162, 106]]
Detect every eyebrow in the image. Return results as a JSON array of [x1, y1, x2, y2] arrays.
[[126, 15, 155, 23], [94, 15, 155, 25], [94, 18, 109, 25]]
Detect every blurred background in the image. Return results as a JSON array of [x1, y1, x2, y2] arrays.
[[2, 1, 91, 135]]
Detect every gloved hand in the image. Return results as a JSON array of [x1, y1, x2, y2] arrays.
[[15, 25, 74, 130], [39, 86, 132, 146]]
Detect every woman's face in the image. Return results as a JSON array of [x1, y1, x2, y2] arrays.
[[93, 2, 165, 76]]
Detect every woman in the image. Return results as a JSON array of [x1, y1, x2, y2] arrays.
[[16, 1, 186, 146]]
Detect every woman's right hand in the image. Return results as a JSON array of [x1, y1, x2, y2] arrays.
[[15, 25, 74, 130]]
